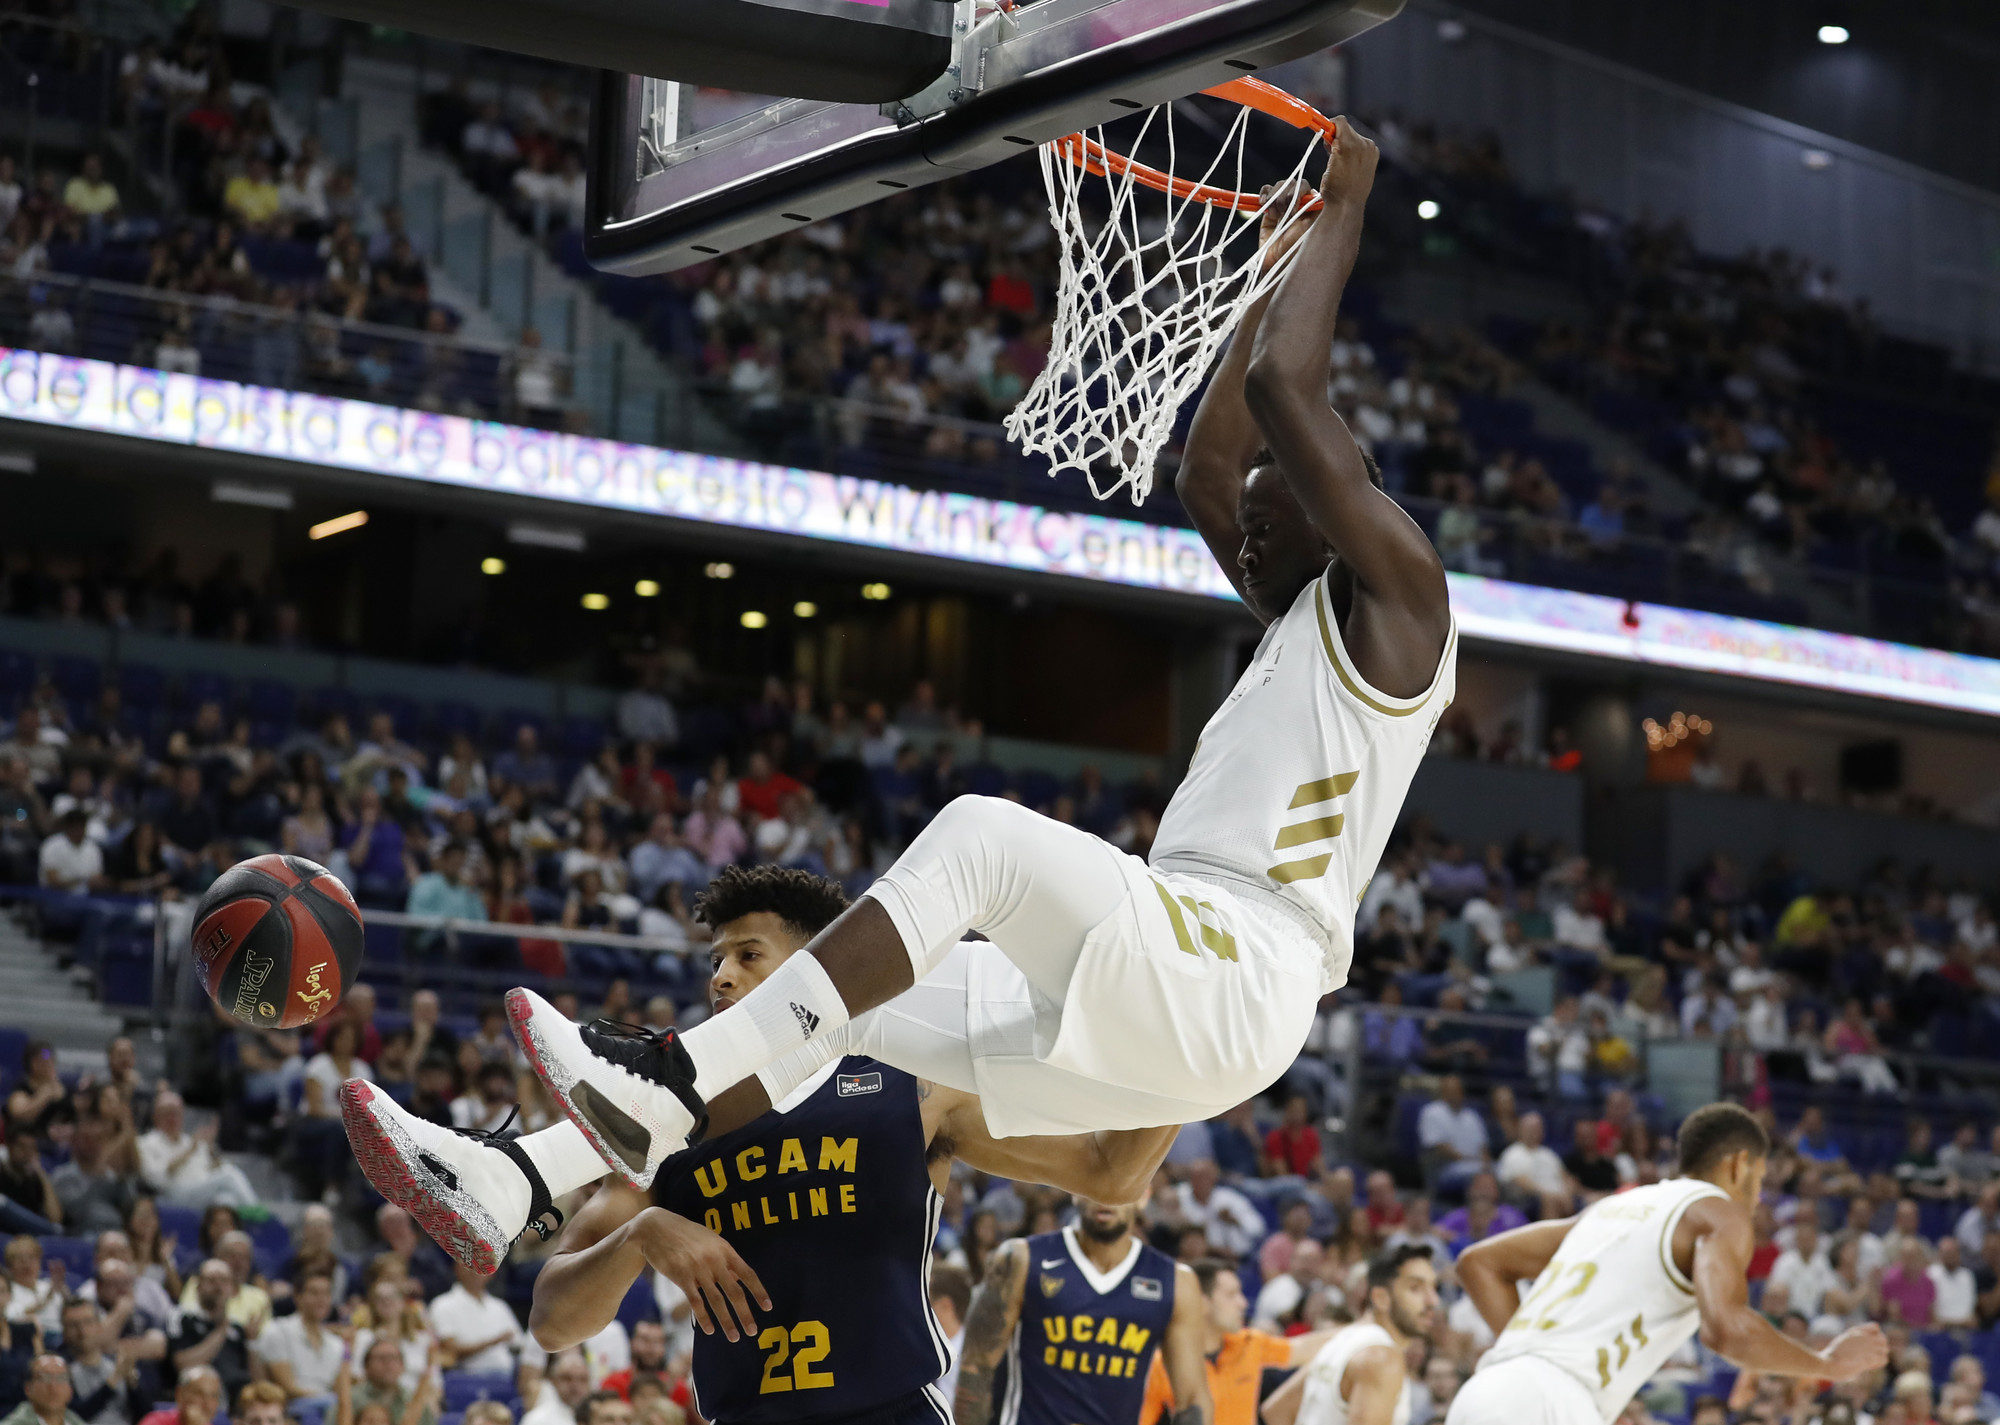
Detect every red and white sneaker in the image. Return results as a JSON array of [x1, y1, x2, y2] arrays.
[[507, 986, 708, 1190], [340, 1080, 565, 1273]]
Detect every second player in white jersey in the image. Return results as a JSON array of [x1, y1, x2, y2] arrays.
[[1448, 1105, 1888, 1425], [1475, 1178, 1726, 1416], [1262, 1247, 1438, 1425]]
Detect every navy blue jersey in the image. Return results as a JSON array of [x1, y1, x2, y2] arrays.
[[1000, 1228, 1177, 1425], [654, 1057, 951, 1425]]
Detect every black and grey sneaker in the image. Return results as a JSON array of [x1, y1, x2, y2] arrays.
[[341, 1081, 566, 1273], [508, 986, 708, 1189]]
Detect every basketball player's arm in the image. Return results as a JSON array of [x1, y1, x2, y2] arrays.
[[1337, 1345, 1406, 1425], [954, 1238, 1027, 1425], [1163, 1262, 1214, 1425], [1240, 121, 1451, 692], [1177, 185, 1315, 612], [1453, 1217, 1575, 1336], [1282, 1327, 1339, 1368], [933, 1087, 1177, 1205], [1686, 1198, 1887, 1381], [529, 1179, 770, 1351], [1258, 1360, 1308, 1425]]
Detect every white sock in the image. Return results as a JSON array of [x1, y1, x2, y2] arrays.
[[754, 1011, 872, 1104], [682, 952, 851, 1102], [514, 1120, 611, 1197]]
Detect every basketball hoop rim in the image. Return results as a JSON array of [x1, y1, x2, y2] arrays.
[[1051, 77, 1338, 212]]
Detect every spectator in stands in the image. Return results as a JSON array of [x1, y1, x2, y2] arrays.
[[60, 1298, 136, 1425], [1417, 1074, 1489, 1193], [407, 841, 486, 932], [615, 669, 679, 751], [233, 1383, 287, 1425], [1173, 1161, 1263, 1262], [1881, 1238, 1938, 1328], [430, 1261, 524, 1375], [135, 1092, 255, 1210], [1494, 1111, 1569, 1219], [522, 1351, 590, 1425], [1259, 1096, 1324, 1181], [1931, 1236, 1978, 1332], [39, 809, 107, 894], [490, 724, 557, 804], [1435, 1171, 1524, 1254], [1957, 1183, 2000, 1256], [52, 1108, 136, 1236], [1525, 996, 1589, 1098], [0, 1124, 62, 1228], [254, 1267, 343, 1409], [1768, 1216, 1837, 1319], [1562, 1117, 1618, 1202], [3, 1354, 84, 1425], [169, 1261, 253, 1407], [342, 787, 411, 908], [374, 1206, 452, 1301], [134, 1366, 220, 1425], [1362, 1170, 1404, 1236], [61, 156, 121, 243], [337, 1335, 440, 1425]]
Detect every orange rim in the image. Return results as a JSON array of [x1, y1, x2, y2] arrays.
[[1053, 77, 1339, 212]]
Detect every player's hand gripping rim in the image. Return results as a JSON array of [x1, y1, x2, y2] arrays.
[[635, 1207, 774, 1341], [1255, 179, 1314, 274]]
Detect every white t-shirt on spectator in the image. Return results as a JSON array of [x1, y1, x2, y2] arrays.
[[1930, 1261, 1977, 1326], [1766, 1248, 1838, 1318], [1417, 1100, 1487, 1162], [254, 1315, 346, 1394], [518, 1319, 629, 1393], [39, 832, 102, 890], [303, 1053, 372, 1114], [1496, 1142, 1568, 1199], [1446, 1291, 1494, 1351], [1174, 1182, 1265, 1259], [429, 1284, 524, 1375]]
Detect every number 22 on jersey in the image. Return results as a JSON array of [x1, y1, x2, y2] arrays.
[[758, 1321, 835, 1394]]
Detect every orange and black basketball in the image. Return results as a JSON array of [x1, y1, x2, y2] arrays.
[[191, 854, 364, 1030]]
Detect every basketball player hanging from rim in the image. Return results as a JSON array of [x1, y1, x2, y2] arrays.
[[504, 117, 1453, 1206]]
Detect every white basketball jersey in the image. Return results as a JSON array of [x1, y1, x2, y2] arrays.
[[1295, 1322, 1409, 1425], [1150, 569, 1457, 989], [1477, 1178, 1730, 1421]]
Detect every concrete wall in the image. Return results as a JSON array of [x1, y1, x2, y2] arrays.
[[1404, 755, 1586, 850]]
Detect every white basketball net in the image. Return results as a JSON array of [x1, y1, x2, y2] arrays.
[[1004, 98, 1326, 505]]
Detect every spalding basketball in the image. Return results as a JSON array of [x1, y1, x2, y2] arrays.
[[191, 854, 365, 1030]]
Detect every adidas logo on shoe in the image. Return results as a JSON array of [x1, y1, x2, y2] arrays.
[[790, 1001, 821, 1036], [418, 1152, 461, 1193]]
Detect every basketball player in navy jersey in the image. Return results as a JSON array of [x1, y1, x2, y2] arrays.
[[954, 1200, 1209, 1425], [512, 867, 1198, 1425]]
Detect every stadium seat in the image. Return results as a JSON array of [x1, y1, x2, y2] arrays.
[[442, 1374, 518, 1412]]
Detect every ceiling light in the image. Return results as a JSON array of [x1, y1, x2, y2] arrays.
[[308, 510, 368, 540], [705, 562, 735, 580], [793, 601, 817, 618], [861, 582, 892, 601], [508, 521, 587, 552], [212, 480, 292, 510], [481, 557, 506, 575], [1802, 149, 1834, 171], [581, 593, 610, 611], [740, 610, 768, 629], [1417, 200, 1440, 220], [635, 579, 661, 597], [1817, 24, 1848, 43]]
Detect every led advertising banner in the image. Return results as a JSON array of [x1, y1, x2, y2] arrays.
[[4, 347, 1998, 717]]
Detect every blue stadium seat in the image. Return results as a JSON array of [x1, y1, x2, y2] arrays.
[[442, 1374, 518, 1412], [39, 1236, 95, 1281]]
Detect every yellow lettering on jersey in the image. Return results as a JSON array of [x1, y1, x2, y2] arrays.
[[1119, 1325, 1151, 1354], [737, 1146, 766, 1181], [1071, 1315, 1093, 1342], [704, 1209, 720, 1232], [694, 1161, 728, 1198], [1043, 1347, 1058, 1366], [819, 1138, 858, 1173], [839, 1183, 857, 1214], [789, 1192, 799, 1220], [1094, 1318, 1120, 1345], [760, 1197, 780, 1226], [1059, 1351, 1075, 1371], [731, 1202, 751, 1231], [1044, 1318, 1067, 1345], [809, 1188, 828, 1216], [778, 1139, 809, 1174]]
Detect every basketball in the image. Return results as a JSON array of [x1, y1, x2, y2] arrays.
[[190, 855, 366, 1031]]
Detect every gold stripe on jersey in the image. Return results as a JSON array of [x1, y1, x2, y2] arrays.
[[1266, 773, 1358, 884], [1288, 773, 1357, 809], [1274, 814, 1346, 850], [1314, 580, 1458, 719], [1268, 853, 1334, 885]]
